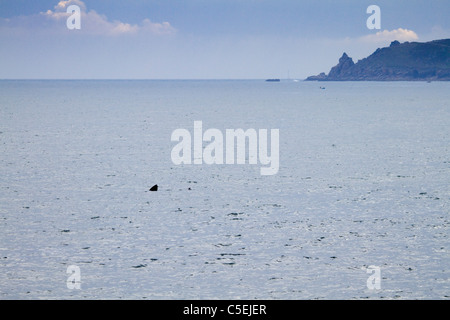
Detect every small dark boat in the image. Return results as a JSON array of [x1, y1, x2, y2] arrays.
[[265, 79, 280, 82]]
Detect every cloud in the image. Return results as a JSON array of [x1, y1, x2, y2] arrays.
[[359, 28, 419, 43], [141, 19, 177, 35], [0, 0, 176, 36], [55, 0, 87, 12]]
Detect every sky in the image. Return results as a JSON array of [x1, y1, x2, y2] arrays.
[[0, 0, 449, 79]]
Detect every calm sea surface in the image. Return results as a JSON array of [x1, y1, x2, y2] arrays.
[[0, 80, 449, 299]]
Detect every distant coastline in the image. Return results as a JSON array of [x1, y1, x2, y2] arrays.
[[306, 39, 450, 81]]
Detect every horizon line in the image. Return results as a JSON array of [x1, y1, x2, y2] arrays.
[[0, 78, 305, 81]]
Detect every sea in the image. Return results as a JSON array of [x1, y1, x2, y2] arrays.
[[0, 80, 449, 299]]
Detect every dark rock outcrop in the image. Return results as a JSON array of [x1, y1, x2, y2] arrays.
[[327, 52, 355, 79], [306, 39, 450, 81]]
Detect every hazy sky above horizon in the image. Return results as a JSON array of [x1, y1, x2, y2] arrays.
[[1, 0, 449, 79]]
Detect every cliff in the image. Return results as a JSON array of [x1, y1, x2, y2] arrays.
[[306, 39, 450, 81]]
